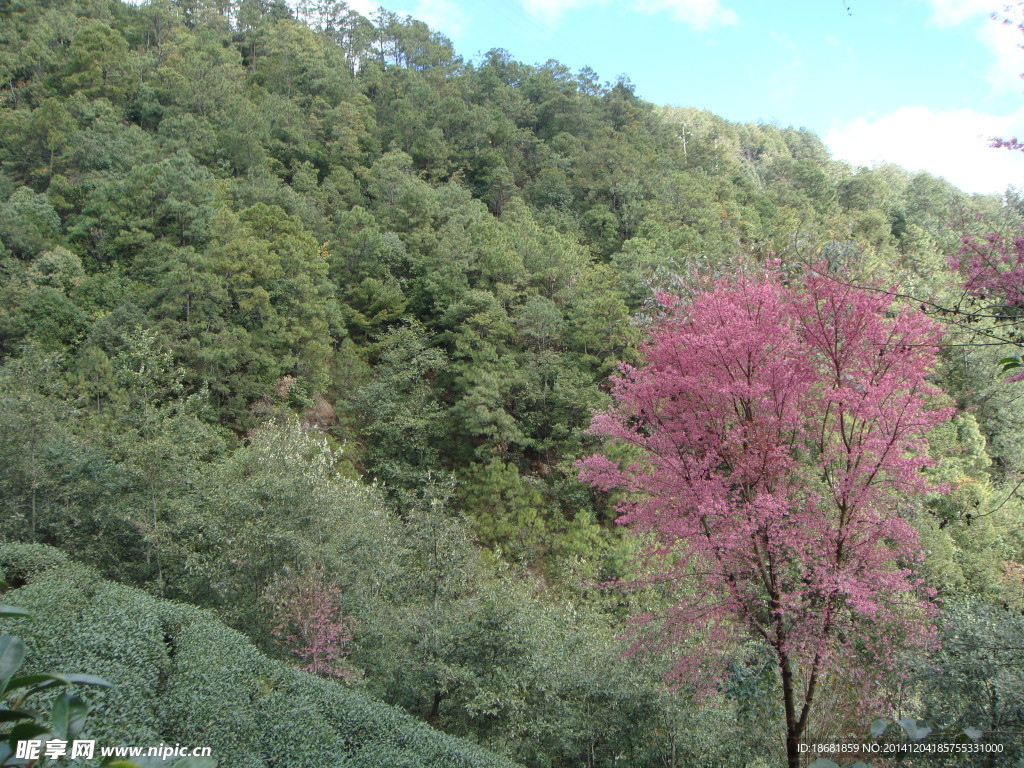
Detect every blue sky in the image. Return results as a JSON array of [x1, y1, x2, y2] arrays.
[[344, 0, 1024, 194]]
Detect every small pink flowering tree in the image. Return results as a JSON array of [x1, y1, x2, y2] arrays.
[[948, 231, 1024, 376], [579, 272, 951, 768], [961, 3, 1024, 373], [264, 567, 359, 682], [949, 231, 1024, 310]]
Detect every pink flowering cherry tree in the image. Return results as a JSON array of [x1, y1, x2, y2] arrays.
[[579, 272, 952, 768], [950, 231, 1024, 310], [265, 567, 360, 682], [962, 3, 1024, 374], [948, 231, 1024, 377]]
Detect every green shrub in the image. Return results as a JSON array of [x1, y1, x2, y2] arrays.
[[0, 544, 520, 768]]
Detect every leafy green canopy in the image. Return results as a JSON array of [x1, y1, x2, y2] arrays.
[[0, 543, 523, 768], [0, 0, 1003, 570]]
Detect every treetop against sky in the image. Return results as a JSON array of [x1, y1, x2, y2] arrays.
[[346, 0, 1024, 194]]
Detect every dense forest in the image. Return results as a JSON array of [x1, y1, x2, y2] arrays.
[[1, 0, 1024, 765]]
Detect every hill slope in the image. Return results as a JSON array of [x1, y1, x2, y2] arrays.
[[0, 543, 522, 768]]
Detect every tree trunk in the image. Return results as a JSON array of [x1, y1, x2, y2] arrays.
[[780, 651, 802, 768]]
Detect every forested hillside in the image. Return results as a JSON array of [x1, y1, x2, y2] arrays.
[[2, 0, 1024, 765], [0, 542, 523, 768]]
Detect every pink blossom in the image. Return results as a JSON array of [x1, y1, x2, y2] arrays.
[[949, 231, 1024, 308], [265, 568, 360, 682], [580, 271, 950, 761]]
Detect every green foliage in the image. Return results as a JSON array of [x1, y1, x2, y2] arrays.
[[351, 504, 763, 768], [0, 188, 61, 259], [0, 543, 520, 768], [914, 602, 1024, 761], [185, 417, 385, 632], [0, 599, 116, 768], [143, 202, 339, 426], [347, 322, 447, 503], [455, 459, 544, 561], [0, 0, 990, 571], [0, 2, 1017, 763], [915, 413, 1020, 600]]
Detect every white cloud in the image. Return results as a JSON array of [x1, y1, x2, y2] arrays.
[[921, 2, 1024, 93], [520, 0, 587, 25], [405, 0, 469, 38], [350, 0, 469, 40], [977, 15, 1024, 92], [924, 0, 993, 26], [347, 0, 380, 17], [632, 0, 737, 28], [825, 106, 1024, 194], [520, 0, 737, 29]]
